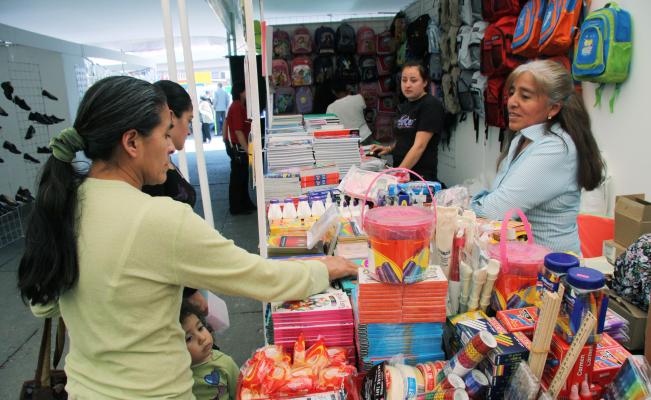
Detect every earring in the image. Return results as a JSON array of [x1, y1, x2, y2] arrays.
[[547, 115, 552, 120]]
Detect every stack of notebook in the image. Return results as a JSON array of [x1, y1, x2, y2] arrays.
[[263, 170, 302, 202], [299, 163, 340, 194], [312, 130, 361, 176]]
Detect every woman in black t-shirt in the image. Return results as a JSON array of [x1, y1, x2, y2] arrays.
[[370, 62, 444, 182]]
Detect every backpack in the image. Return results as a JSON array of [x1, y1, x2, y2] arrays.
[[538, 0, 586, 55], [291, 27, 313, 55], [427, 19, 442, 54], [469, 21, 489, 70], [271, 59, 291, 88], [471, 71, 488, 118], [513, 0, 547, 57], [442, 25, 460, 72], [273, 29, 291, 59], [378, 75, 396, 96], [377, 30, 396, 55], [360, 82, 379, 109], [335, 55, 359, 84], [377, 55, 395, 76], [291, 57, 313, 86], [407, 14, 431, 60], [357, 27, 377, 56], [359, 56, 379, 82], [572, 2, 632, 112], [442, 67, 461, 114], [274, 87, 295, 114], [429, 53, 444, 81], [336, 23, 357, 54], [315, 26, 336, 54], [378, 95, 398, 113], [396, 42, 407, 67], [481, 16, 523, 77], [391, 11, 408, 44], [313, 55, 335, 84], [457, 25, 474, 70], [374, 112, 396, 142], [432, 0, 442, 25], [483, 0, 522, 22], [485, 76, 508, 128], [295, 86, 313, 114], [458, 70, 475, 113], [460, 0, 484, 25]]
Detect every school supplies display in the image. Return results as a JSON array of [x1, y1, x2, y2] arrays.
[[602, 355, 651, 400], [528, 286, 564, 381], [496, 306, 539, 338]]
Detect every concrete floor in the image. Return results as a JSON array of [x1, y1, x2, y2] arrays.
[[0, 138, 265, 397]]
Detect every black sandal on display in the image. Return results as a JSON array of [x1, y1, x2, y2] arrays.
[[13, 96, 31, 111], [1, 81, 14, 101], [0, 106, 8, 117], [25, 125, 36, 140], [17, 187, 35, 202], [42, 89, 59, 101], [37, 146, 52, 154], [23, 153, 40, 163], [3, 141, 21, 154], [0, 194, 18, 208]]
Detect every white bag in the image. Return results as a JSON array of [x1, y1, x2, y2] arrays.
[[206, 292, 230, 334]]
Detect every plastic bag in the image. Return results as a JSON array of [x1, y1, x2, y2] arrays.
[[205, 292, 230, 334], [338, 165, 398, 203], [434, 186, 470, 208]]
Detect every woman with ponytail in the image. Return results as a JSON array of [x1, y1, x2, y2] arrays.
[[18, 76, 356, 399], [471, 60, 604, 254]]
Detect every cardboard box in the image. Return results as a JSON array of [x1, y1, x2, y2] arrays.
[[496, 307, 539, 338], [607, 290, 648, 351], [542, 334, 595, 398], [614, 194, 651, 247], [603, 239, 627, 265], [592, 344, 631, 387]]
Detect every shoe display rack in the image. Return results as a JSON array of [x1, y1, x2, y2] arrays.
[[0, 205, 24, 249]]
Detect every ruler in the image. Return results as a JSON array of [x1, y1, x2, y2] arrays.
[[546, 312, 597, 399]]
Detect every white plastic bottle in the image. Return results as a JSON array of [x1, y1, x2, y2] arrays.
[[311, 198, 326, 217], [267, 199, 283, 223], [325, 192, 333, 210], [296, 196, 311, 220], [282, 198, 297, 220]]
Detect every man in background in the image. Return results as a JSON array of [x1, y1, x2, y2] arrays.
[[213, 82, 231, 136]]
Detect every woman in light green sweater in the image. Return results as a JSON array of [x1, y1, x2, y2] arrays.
[[18, 76, 356, 400]]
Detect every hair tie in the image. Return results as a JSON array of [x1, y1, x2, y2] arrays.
[[49, 127, 85, 163]]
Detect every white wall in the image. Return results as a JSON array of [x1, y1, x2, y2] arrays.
[[438, 0, 651, 214]]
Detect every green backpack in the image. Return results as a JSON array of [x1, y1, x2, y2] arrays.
[[572, 2, 633, 112]]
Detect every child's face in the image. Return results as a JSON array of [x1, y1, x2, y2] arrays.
[[182, 314, 213, 365]]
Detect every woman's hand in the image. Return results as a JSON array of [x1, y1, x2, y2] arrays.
[[322, 256, 358, 280], [187, 291, 209, 315], [369, 144, 392, 156]]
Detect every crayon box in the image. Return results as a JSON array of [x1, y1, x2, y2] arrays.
[[496, 306, 539, 338], [542, 334, 596, 398]]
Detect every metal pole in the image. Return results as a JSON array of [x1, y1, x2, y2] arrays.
[[242, 0, 267, 257], [177, 0, 215, 227], [160, 0, 190, 181]]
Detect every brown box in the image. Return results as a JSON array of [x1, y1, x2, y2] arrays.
[[607, 290, 648, 351], [603, 239, 627, 265], [614, 194, 651, 247]]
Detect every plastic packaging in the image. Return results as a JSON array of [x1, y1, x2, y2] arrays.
[[503, 362, 541, 400], [311, 199, 326, 218], [435, 206, 459, 278], [338, 165, 399, 204], [282, 198, 297, 220], [435, 186, 470, 208], [205, 292, 230, 334], [541, 252, 580, 293]]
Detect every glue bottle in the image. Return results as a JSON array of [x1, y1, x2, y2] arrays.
[[282, 198, 297, 220], [311, 198, 326, 217], [267, 199, 283, 224], [325, 192, 333, 210], [387, 184, 397, 206], [296, 196, 311, 220]]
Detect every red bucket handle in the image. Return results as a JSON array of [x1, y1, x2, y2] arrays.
[[360, 167, 438, 229], [499, 208, 535, 269]]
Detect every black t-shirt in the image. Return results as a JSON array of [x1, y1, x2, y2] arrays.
[[142, 167, 197, 208], [392, 94, 444, 181]]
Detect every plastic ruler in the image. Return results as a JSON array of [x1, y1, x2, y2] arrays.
[[546, 312, 597, 399]]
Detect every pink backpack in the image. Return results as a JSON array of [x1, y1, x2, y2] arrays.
[[273, 29, 291, 59], [291, 27, 313, 55], [271, 59, 291, 88], [359, 82, 379, 110], [356, 26, 377, 55], [376, 55, 395, 76], [376, 30, 395, 55], [291, 57, 313, 86]]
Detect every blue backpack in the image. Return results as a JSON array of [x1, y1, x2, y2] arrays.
[[572, 2, 632, 112]]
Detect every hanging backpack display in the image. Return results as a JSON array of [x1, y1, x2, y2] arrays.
[[357, 27, 377, 55], [314, 26, 336, 54], [378, 75, 396, 96], [336, 23, 357, 54], [271, 59, 291, 88], [291, 57, 313, 86], [442, 67, 462, 114], [483, 0, 522, 22], [458, 69, 475, 112], [428, 20, 443, 81], [391, 11, 408, 44], [396, 41, 407, 68], [471, 71, 488, 118], [273, 29, 291, 59], [512, 0, 547, 57], [429, 53, 444, 82], [572, 2, 632, 112], [407, 14, 431, 60], [485, 76, 508, 128], [295, 86, 313, 114], [442, 25, 460, 72], [374, 112, 396, 142], [538, 0, 586, 55], [291, 27, 313, 55], [377, 55, 395, 76], [457, 25, 474, 70], [335, 55, 359, 84], [448, 0, 462, 27], [481, 16, 523, 77], [274, 87, 295, 114], [377, 30, 396, 55], [359, 56, 379, 82], [469, 21, 489, 70], [314, 55, 335, 84], [460, 0, 484, 25], [432, 0, 443, 26], [360, 82, 380, 109]]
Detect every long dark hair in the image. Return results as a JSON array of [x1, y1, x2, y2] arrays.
[[154, 80, 192, 118], [498, 60, 604, 191], [18, 76, 167, 306]]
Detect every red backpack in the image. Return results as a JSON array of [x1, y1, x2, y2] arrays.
[[360, 82, 379, 110], [538, 0, 586, 56], [374, 112, 396, 142], [357, 26, 377, 55], [271, 59, 291, 88], [376, 30, 395, 55], [291, 27, 313, 55], [291, 57, 313, 87], [273, 29, 291, 59], [483, 0, 523, 22], [481, 16, 523, 77], [485, 77, 508, 128]]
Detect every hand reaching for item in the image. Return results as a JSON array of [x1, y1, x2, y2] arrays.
[[322, 256, 358, 280], [369, 144, 392, 156], [187, 290, 209, 315]]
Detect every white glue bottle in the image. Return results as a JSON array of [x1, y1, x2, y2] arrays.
[[267, 199, 283, 224], [311, 198, 326, 217], [282, 198, 297, 220], [296, 196, 311, 220], [325, 192, 333, 210]]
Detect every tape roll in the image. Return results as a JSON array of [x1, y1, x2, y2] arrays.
[[436, 373, 466, 391], [396, 364, 419, 400], [385, 365, 405, 400], [464, 369, 489, 399], [417, 363, 436, 393]]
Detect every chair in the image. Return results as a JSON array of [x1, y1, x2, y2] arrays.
[[577, 214, 614, 258]]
